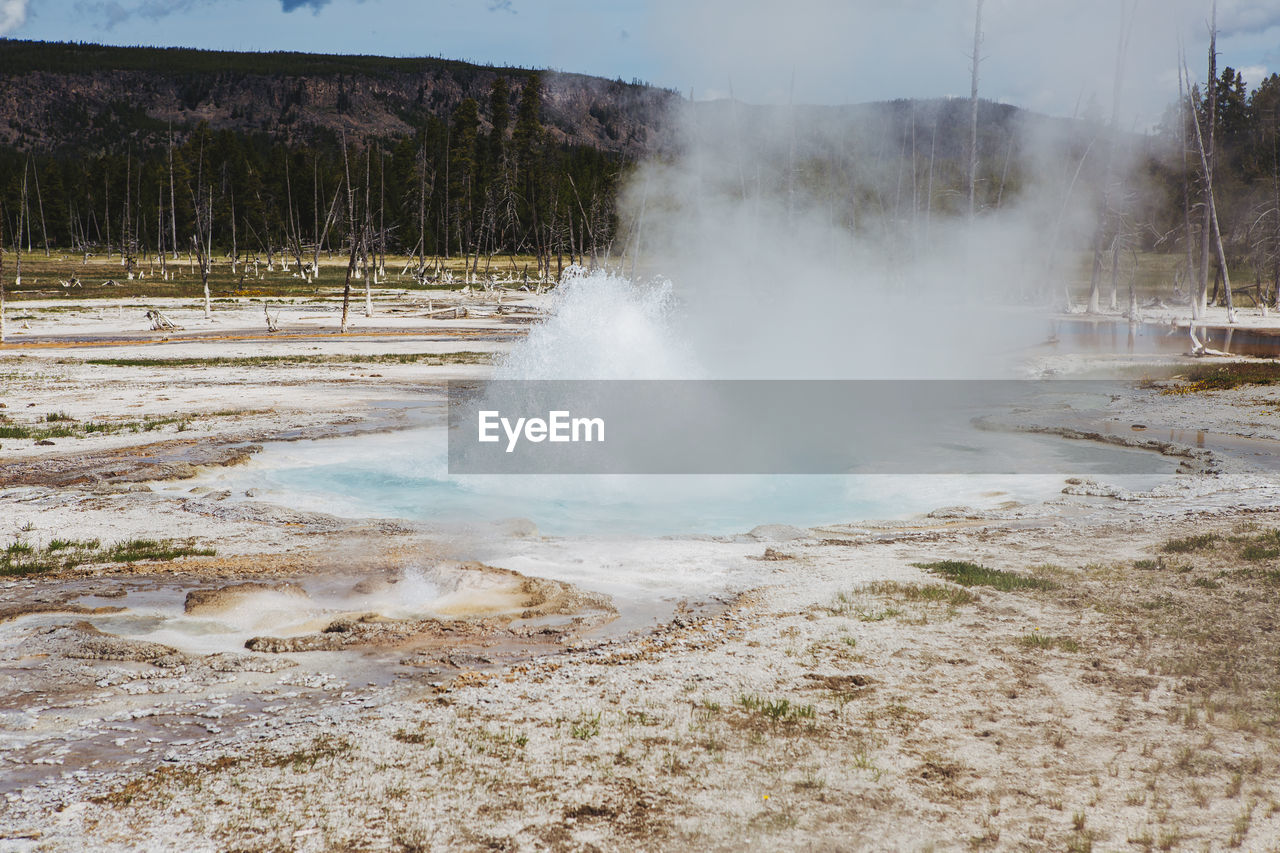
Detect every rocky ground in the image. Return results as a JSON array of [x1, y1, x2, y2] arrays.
[[1, 291, 1280, 851]]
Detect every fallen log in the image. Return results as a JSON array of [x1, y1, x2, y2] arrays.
[[145, 309, 182, 331]]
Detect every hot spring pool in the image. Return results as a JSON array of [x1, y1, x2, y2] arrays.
[[184, 423, 1177, 537]]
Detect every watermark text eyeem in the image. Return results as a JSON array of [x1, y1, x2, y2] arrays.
[[478, 410, 605, 453]]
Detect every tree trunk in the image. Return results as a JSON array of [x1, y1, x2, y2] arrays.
[[1197, 11, 1218, 319], [15, 170, 25, 295], [230, 189, 237, 274], [1088, 3, 1134, 315], [967, 0, 984, 220], [1, 208, 6, 344], [1178, 57, 1197, 316], [1109, 236, 1121, 311], [158, 185, 167, 280], [169, 128, 179, 260], [1087, 227, 1104, 313], [340, 134, 357, 333], [1184, 31, 1236, 324], [32, 159, 49, 257]]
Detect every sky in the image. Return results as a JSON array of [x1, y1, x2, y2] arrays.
[[3, 0, 1279, 128]]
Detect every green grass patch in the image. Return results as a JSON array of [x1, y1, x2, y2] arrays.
[[737, 694, 817, 722], [912, 560, 1059, 592], [1241, 543, 1280, 561], [1162, 533, 1219, 554], [46, 538, 100, 552], [1018, 633, 1080, 652], [0, 423, 77, 440], [570, 712, 601, 740], [858, 580, 977, 606], [1, 414, 209, 440], [0, 536, 214, 576], [1173, 362, 1280, 393], [106, 539, 216, 563]]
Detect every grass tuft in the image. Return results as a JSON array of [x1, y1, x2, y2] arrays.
[[737, 694, 816, 723], [1018, 633, 1080, 652], [1161, 533, 1219, 554], [1173, 362, 1280, 392], [570, 712, 601, 740], [0, 536, 213, 576], [857, 580, 977, 606], [913, 560, 1059, 592]]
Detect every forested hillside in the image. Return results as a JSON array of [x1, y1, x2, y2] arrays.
[[0, 40, 675, 156], [0, 41, 682, 275], [0, 40, 1275, 305]]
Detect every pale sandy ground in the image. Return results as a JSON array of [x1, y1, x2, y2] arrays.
[[2, 293, 1280, 851]]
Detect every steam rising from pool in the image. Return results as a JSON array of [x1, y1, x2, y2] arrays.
[[193, 270, 1171, 537], [195, 91, 1169, 536], [494, 268, 696, 380]]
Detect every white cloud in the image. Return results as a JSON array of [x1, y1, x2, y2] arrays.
[[1236, 63, 1269, 88], [0, 0, 27, 35], [1216, 0, 1280, 36]]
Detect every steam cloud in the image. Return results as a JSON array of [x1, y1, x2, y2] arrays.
[[644, 0, 1270, 130], [0, 0, 27, 36], [580, 103, 1089, 380], [506, 6, 1151, 381]]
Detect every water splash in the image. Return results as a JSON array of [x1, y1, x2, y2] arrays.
[[495, 266, 697, 380]]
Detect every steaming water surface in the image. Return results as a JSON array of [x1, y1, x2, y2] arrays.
[[194, 269, 1177, 535], [194, 425, 1174, 537], [191, 271, 1177, 536]]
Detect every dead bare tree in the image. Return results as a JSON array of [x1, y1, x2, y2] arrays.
[[416, 140, 430, 278], [229, 187, 238, 274], [1188, 2, 1235, 322], [1, 205, 6, 344], [628, 173, 650, 282], [123, 151, 135, 279], [1183, 45, 1236, 325], [190, 189, 213, 320], [363, 147, 374, 318], [168, 125, 179, 260], [339, 135, 359, 333], [1178, 47, 1198, 316], [31, 158, 49, 257], [15, 169, 26, 298], [284, 154, 306, 275], [189, 135, 214, 320], [157, 185, 168, 280], [378, 145, 387, 281], [314, 184, 343, 282], [1085, 1, 1135, 314], [967, 0, 984, 220]]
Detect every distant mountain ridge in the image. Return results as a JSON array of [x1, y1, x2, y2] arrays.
[[0, 40, 681, 155]]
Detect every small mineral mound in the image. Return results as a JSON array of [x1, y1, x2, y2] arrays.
[[244, 563, 616, 654], [61, 621, 188, 667], [184, 581, 310, 615], [0, 602, 125, 625]]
